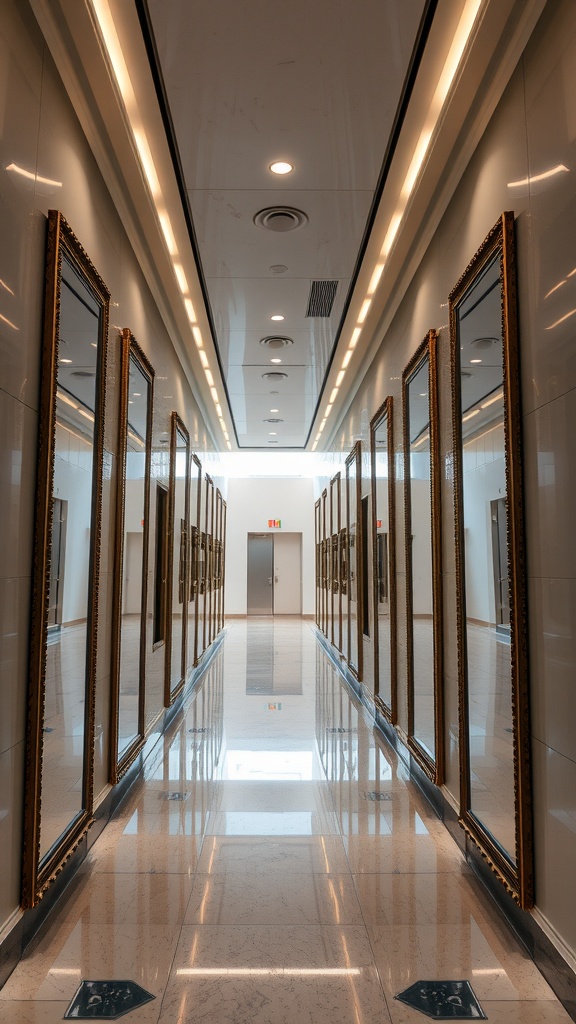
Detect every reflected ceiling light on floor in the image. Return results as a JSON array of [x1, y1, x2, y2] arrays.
[[176, 969, 361, 977], [269, 161, 294, 175]]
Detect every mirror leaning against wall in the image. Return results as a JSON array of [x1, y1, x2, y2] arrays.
[[403, 330, 443, 784], [110, 329, 154, 783], [22, 211, 110, 907], [450, 211, 533, 908]]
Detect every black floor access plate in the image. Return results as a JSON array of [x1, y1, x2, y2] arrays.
[[64, 980, 155, 1019], [395, 980, 487, 1019]]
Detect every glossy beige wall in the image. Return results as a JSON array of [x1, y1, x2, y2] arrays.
[[319, 0, 576, 962], [0, 0, 216, 939]]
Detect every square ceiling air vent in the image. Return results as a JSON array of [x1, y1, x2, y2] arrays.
[[305, 280, 338, 317]]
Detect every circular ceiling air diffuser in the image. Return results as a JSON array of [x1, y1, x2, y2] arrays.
[[260, 336, 293, 350], [262, 371, 288, 381], [70, 370, 96, 378], [471, 336, 499, 350], [254, 207, 308, 232], [263, 418, 284, 424]]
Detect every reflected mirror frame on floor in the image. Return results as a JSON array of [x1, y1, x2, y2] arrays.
[[370, 396, 397, 724], [165, 413, 190, 706], [402, 330, 443, 785], [22, 211, 110, 908], [449, 211, 533, 909], [110, 329, 154, 784]]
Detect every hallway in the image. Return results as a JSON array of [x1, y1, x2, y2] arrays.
[[0, 620, 570, 1023]]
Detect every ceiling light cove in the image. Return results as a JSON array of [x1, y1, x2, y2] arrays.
[[269, 161, 294, 175]]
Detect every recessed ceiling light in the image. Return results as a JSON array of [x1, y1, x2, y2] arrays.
[[270, 161, 294, 175], [470, 358, 482, 364], [270, 358, 282, 364], [271, 314, 284, 321], [269, 432, 277, 435], [270, 408, 279, 412], [60, 358, 72, 364]]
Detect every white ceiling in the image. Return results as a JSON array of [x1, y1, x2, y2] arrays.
[[143, 0, 429, 448]]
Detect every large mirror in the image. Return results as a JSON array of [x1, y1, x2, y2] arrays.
[[403, 330, 443, 783], [330, 473, 342, 652], [314, 499, 321, 628], [202, 475, 214, 654], [370, 397, 397, 722], [346, 442, 362, 680], [321, 489, 328, 637], [165, 414, 190, 705], [450, 212, 532, 907], [23, 211, 110, 907], [220, 498, 227, 632], [188, 454, 202, 669], [110, 330, 154, 782]]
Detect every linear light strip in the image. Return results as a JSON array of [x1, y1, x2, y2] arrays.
[[90, 0, 229, 444], [315, 0, 483, 447]]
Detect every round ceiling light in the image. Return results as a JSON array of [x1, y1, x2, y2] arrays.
[[270, 314, 285, 321], [269, 161, 294, 175], [254, 207, 308, 232]]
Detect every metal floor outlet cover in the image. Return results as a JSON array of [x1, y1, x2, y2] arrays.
[[395, 980, 487, 1019], [64, 980, 155, 1020]]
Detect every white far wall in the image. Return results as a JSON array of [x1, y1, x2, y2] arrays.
[[225, 477, 315, 615]]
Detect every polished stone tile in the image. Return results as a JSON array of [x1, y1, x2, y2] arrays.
[[195, 835, 350, 874], [368, 922, 557, 1002], [183, 870, 363, 925], [55, 868, 193, 926], [353, 872, 483, 926], [344, 834, 466, 874]]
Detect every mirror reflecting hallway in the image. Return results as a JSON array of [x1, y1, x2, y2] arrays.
[[0, 620, 570, 1024]]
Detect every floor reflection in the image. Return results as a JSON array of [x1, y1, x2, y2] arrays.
[[2, 618, 568, 1024]]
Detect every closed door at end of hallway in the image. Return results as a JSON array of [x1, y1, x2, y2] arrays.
[[247, 533, 302, 614]]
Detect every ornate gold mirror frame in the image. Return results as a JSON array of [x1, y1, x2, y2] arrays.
[[321, 489, 328, 636], [330, 473, 342, 653], [403, 330, 443, 783], [188, 453, 202, 667], [220, 496, 227, 632], [110, 329, 154, 783], [22, 211, 110, 907], [345, 442, 363, 681], [370, 397, 397, 722], [165, 413, 190, 705], [450, 212, 532, 907], [314, 499, 321, 628]]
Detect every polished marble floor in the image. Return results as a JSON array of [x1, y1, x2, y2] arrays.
[[1, 619, 571, 1023]]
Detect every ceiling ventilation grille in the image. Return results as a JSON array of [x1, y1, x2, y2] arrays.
[[305, 280, 338, 317]]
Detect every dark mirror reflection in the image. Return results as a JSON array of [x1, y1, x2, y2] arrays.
[[406, 354, 435, 763], [456, 251, 515, 862], [372, 400, 395, 718], [346, 446, 360, 678], [41, 255, 100, 862], [168, 422, 189, 701], [117, 352, 151, 762]]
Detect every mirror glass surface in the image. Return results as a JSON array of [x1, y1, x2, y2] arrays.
[[188, 456, 201, 670], [168, 422, 189, 700], [116, 347, 151, 763], [40, 253, 101, 861], [455, 251, 515, 861], [371, 400, 395, 718], [346, 445, 360, 677], [407, 354, 435, 761]]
